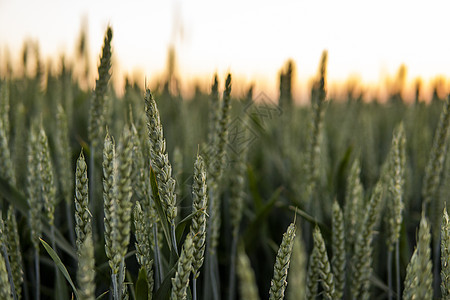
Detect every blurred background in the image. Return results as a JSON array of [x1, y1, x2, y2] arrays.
[[1, 0, 450, 103]]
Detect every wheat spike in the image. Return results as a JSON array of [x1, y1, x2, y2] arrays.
[[237, 247, 260, 300], [74, 150, 91, 254], [145, 89, 177, 226], [38, 123, 56, 226], [77, 233, 96, 300], [88, 27, 112, 150], [102, 131, 116, 268], [134, 202, 154, 299], [441, 207, 450, 298], [287, 230, 307, 300], [403, 213, 433, 299], [170, 234, 194, 300], [344, 158, 364, 253], [5, 207, 23, 300], [269, 223, 296, 300], [190, 154, 208, 278], [332, 201, 345, 299], [351, 181, 384, 299]]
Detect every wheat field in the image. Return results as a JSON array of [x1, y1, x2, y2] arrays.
[[0, 26, 450, 300]]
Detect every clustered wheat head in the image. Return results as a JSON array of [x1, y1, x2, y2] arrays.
[[37, 122, 57, 227], [130, 122, 149, 202], [0, 82, 10, 141], [5, 206, 23, 300], [133, 201, 154, 299], [88, 27, 113, 151], [0, 101, 14, 186], [26, 123, 42, 249], [305, 50, 327, 203], [0, 212, 13, 300], [403, 213, 433, 299], [237, 247, 260, 300], [207, 75, 220, 152], [229, 120, 248, 239], [313, 226, 337, 300], [306, 236, 319, 300], [77, 233, 96, 300], [269, 222, 296, 300], [287, 230, 307, 300], [145, 89, 177, 227], [171, 234, 194, 300], [422, 98, 450, 225], [344, 158, 364, 253], [55, 104, 73, 204], [114, 126, 134, 261], [386, 123, 406, 251], [190, 154, 208, 279], [351, 181, 384, 299], [331, 200, 345, 299], [441, 207, 450, 298], [103, 130, 116, 266], [75, 150, 91, 253], [209, 74, 232, 253]]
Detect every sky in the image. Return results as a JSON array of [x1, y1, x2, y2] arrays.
[[1, 0, 450, 102]]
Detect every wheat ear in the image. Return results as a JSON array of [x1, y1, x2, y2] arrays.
[[269, 223, 296, 300], [171, 234, 194, 300]]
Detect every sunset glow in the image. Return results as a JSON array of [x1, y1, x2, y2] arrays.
[[1, 0, 450, 102]]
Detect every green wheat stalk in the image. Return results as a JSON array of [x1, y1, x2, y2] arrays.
[[344, 158, 364, 254], [102, 130, 119, 298], [26, 123, 41, 300], [5, 207, 23, 300], [77, 233, 96, 300], [144, 88, 178, 253], [306, 237, 319, 300], [351, 181, 384, 300], [305, 50, 327, 204], [386, 123, 406, 250], [0, 104, 15, 186], [385, 123, 406, 300], [0, 238, 12, 300], [102, 130, 116, 263], [114, 126, 134, 300], [0, 82, 10, 142], [74, 150, 91, 254], [88, 26, 113, 233], [0, 211, 15, 300], [55, 104, 75, 246], [269, 223, 296, 300], [403, 213, 433, 299], [55, 104, 73, 205], [331, 200, 345, 299], [134, 202, 154, 300], [422, 97, 450, 223], [88, 26, 112, 151], [130, 122, 149, 203], [12, 103, 26, 186], [228, 115, 249, 300], [207, 74, 220, 152], [236, 247, 260, 300], [209, 74, 232, 255], [38, 122, 57, 227], [313, 226, 336, 300], [287, 229, 306, 300], [171, 234, 194, 300], [441, 207, 450, 298], [190, 153, 208, 300]]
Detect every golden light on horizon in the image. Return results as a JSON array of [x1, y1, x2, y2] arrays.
[[1, 0, 450, 103]]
